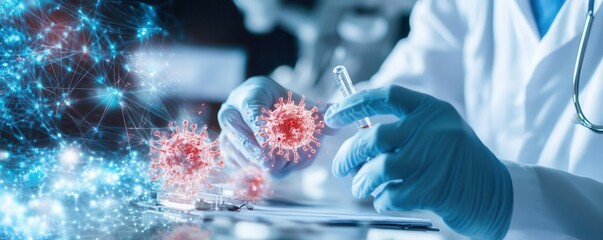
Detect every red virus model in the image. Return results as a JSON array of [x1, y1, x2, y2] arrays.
[[162, 224, 211, 240], [150, 120, 224, 195], [231, 167, 271, 202], [257, 91, 325, 163]]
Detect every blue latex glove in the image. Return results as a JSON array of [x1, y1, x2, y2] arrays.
[[218, 76, 330, 177], [325, 85, 513, 239]]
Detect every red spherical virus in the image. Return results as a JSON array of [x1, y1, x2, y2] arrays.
[[231, 167, 271, 202], [162, 224, 211, 240], [257, 91, 325, 163], [150, 120, 224, 195]]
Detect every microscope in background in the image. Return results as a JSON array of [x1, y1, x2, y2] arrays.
[[234, 0, 415, 99]]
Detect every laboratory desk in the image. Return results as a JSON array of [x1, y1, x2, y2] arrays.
[[43, 200, 467, 240]]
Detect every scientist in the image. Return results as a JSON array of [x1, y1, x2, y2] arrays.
[[218, 0, 603, 239]]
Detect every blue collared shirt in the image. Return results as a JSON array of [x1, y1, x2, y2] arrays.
[[530, 0, 567, 37]]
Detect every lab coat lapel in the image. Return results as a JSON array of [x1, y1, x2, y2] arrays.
[[520, 0, 602, 163], [531, 0, 599, 64], [509, 0, 541, 44], [525, 0, 602, 98]]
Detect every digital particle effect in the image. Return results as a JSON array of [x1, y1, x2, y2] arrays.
[[150, 120, 224, 195], [1, 1, 171, 238], [0, 0, 169, 156], [257, 91, 325, 163], [231, 167, 271, 202]]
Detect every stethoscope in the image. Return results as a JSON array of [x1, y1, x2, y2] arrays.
[[573, 0, 603, 133]]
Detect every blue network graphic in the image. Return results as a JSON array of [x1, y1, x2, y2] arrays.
[[0, 0, 186, 238]]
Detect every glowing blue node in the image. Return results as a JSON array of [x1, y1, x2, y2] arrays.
[[0, 0, 24, 19]]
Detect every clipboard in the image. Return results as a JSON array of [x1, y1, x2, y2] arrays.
[[141, 201, 438, 232]]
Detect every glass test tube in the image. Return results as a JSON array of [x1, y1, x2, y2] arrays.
[[332, 65, 372, 129]]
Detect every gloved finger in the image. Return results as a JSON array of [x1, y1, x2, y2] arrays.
[[218, 106, 263, 164], [222, 76, 335, 146], [265, 161, 291, 178], [332, 136, 362, 178], [221, 77, 284, 142], [373, 139, 423, 183], [262, 154, 290, 178], [332, 122, 405, 177], [371, 142, 438, 212], [351, 152, 405, 198], [219, 133, 248, 169], [272, 149, 315, 177], [220, 110, 311, 177], [220, 103, 299, 176], [221, 130, 294, 179], [325, 85, 428, 129], [373, 181, 420, 213]]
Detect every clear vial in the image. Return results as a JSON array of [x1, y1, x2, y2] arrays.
[[332, 65, 372, 129]]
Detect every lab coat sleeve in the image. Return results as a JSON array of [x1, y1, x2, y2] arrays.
[[368, 0, 467, 114], [503, 161, 603, 240]]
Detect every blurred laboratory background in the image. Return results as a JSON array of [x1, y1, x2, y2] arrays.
[[153, 0, 413, 132], [0, 0, 434, 239]]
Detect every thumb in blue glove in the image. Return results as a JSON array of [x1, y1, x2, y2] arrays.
[[325, 85, 513, 239]]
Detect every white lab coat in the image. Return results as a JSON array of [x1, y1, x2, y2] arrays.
[[365, 0, 603, 238]]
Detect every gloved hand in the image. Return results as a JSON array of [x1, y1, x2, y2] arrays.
[[218, 76, 330, 177], [325, 85, 513, 239]]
